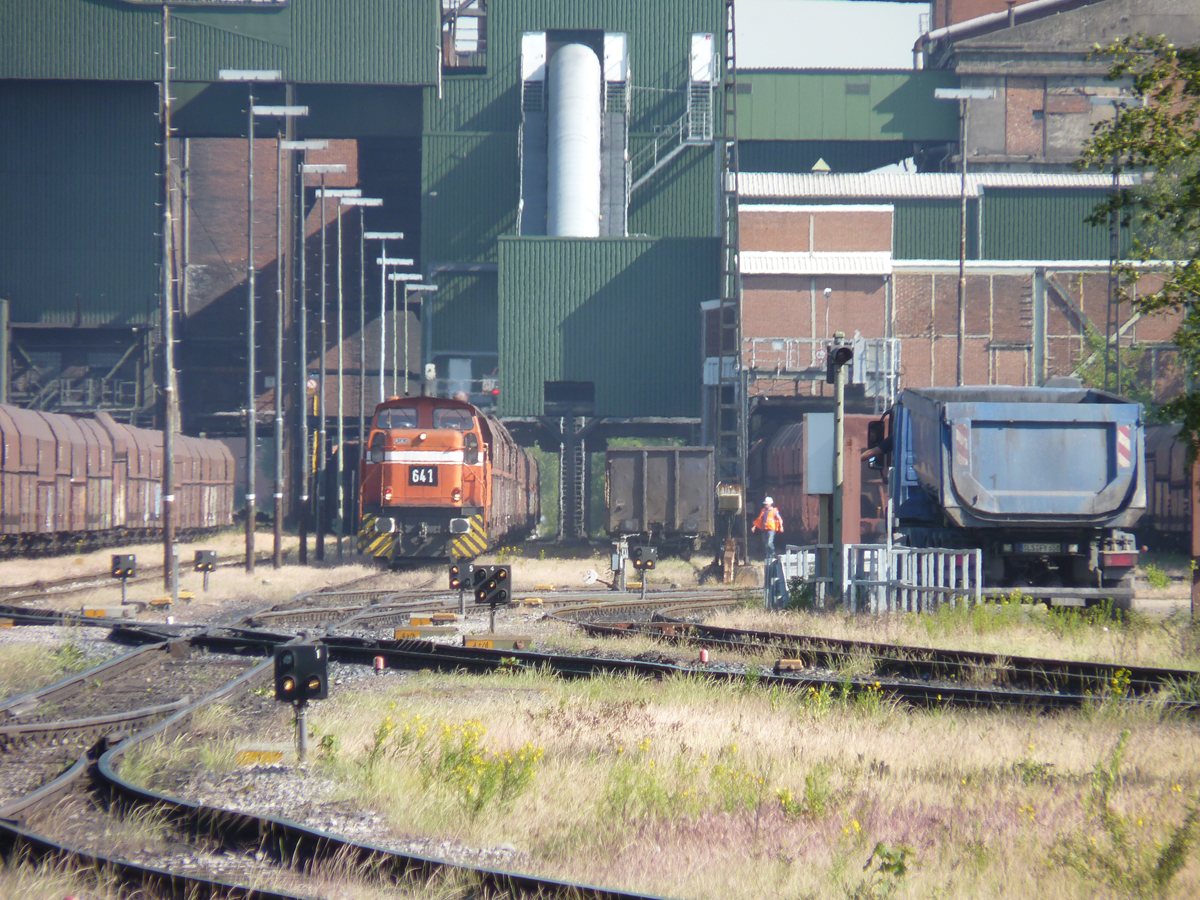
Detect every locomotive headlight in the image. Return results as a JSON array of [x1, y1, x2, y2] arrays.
[[384, 486, 393, 501], [451, 488, 462, 502]]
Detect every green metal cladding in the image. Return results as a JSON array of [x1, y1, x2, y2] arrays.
[[423, 0, 727, 268], [497, 237, 718, 418], [981, 188, 1129, 261], [429, 273, 499, 356], [736, 70, 960, 143], [894, 199, 980, 261], [0, 0, 439, 84], [0, 81, 159, 325]]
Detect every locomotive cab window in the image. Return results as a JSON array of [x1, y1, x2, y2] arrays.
[[464, 432, 480, 465], [433, 407, 474, 430], [377, 408, 417, 429]]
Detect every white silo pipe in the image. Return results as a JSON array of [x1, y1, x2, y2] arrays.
[[547, 43, 601, 237]]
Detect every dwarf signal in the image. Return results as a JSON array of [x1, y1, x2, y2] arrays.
[[449, 562, 472, 590], [473, 565, 511, 606], [631, 546, 658, 570], [274, 644, 329, 703]]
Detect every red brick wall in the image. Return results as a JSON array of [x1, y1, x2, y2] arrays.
[[930, 0, 1041, 29], [740, 209, 892, 254], [741, 211, 808, 252], [812, 211, 891, 253], [1005, 76, 1045, 157]]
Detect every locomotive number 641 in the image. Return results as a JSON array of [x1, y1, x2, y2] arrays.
[[409, 466, 438, 486]]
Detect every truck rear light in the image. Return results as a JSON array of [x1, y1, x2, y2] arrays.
[[1103, 553, 1137, 567], [451, 488, 462, 502]]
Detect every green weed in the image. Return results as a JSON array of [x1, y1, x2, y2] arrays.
[[1143, 563, 1173, 590], [1051, 729, 1200, 898]]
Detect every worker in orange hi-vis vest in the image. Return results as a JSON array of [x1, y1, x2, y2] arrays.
[[751, 496, 784, 560]]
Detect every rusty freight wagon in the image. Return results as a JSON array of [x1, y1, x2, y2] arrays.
[[605, 447, 715, 552], [0, 404, 235, 555]]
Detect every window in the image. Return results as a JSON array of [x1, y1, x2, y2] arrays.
[[376, 408, 417, 429], [433, 407, 474, 430]]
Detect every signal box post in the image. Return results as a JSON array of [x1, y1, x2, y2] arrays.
[[111, 555, 135, 605], [450, 562, 472, 616], [631, 546, 657, 600], [473, 564, 511, 632], [194, 550, 217, 592], [274, 643, 329, 762]]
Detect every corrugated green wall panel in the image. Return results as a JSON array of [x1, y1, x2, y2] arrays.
[[422, 0, 727, 264], [0, 0, 438, 84], [497, 237, 718, 418], [0, 81, 159, 325], [982, 188, 1126, 261], [893, 199, 979, 261], [430, 273, 498, 355], [423, 133, 519, 264], [738, 70, 959, 143], [425, 0, 725, 136], [627, 145, 715, 237]]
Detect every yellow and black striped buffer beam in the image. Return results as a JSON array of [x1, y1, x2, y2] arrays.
[[450, 514, 487, 558], [358, 514, 397, 559]]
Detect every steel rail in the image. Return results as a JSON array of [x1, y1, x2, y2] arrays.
[[633, 612, 1200, 697]]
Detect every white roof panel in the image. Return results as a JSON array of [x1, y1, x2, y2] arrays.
[[742, 251, 893, 276], [741, 172, 1145, 200]]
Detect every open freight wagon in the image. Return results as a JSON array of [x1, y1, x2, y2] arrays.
[[605, 447, 714, 553]]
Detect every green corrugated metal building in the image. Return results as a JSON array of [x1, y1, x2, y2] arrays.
[[497, 237, 718, 418]]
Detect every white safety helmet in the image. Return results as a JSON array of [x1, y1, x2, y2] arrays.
[[763, 496, 774, 505]]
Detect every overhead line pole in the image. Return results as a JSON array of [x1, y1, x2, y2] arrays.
[[365, 232, 405, 405], [160, 3, 176, 595]]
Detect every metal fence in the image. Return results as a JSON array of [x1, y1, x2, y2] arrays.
[[775, 543, 983, 614]]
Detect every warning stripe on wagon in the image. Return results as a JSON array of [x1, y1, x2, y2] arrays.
[[1116, 424, 1132, 469], [450, 514, 487, 559]]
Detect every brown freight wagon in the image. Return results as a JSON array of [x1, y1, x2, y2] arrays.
[[605, 447, 715, 552], [761, 415, 888, 546], [0, 404, 234, 555]]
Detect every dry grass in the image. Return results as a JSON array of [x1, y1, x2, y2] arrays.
[[477, 546, 710, 590], [0, 855, 124, 900], [0, 628, 99, 700], [704, 603, 1200, 672], [0, 527, 293, 587], [144, 668, 1200, 900]]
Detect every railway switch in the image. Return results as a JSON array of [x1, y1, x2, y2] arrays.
[[274, 644, 329, 703], [112, 554, 136, 605], [194, 550, 217, 591]]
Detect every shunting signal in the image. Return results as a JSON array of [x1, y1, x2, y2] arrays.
[[449, 562, 472, 590], [473, 564, 511, 606], [274, 644, 329, 702], [631, 546, 658, 570]]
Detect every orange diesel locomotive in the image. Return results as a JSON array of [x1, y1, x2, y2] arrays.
[[357, 396, 539, 562]]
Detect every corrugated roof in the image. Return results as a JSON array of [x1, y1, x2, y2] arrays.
[[741, 252, 893, 276], [740, 172, 1145, 200]]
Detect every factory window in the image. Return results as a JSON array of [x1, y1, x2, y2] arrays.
[[442, 0, 487, 72]]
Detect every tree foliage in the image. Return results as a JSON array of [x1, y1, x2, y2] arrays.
[[1081, 35, 1200, 442]]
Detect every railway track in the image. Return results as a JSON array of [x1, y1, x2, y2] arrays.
[[3, 578, 1197, 897], [549, 599, 1200, 701]]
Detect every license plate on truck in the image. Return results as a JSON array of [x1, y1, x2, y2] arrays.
[[409, 465, 438, 486], [1017, 542, 1061, 554]]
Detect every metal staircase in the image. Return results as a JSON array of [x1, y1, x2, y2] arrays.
[[629, 37, 716, 195], [715, 0, 748, 559]]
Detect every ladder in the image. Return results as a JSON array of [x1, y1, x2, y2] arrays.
[[716, 0, 747, 559], [557, 416, 588, 541]]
